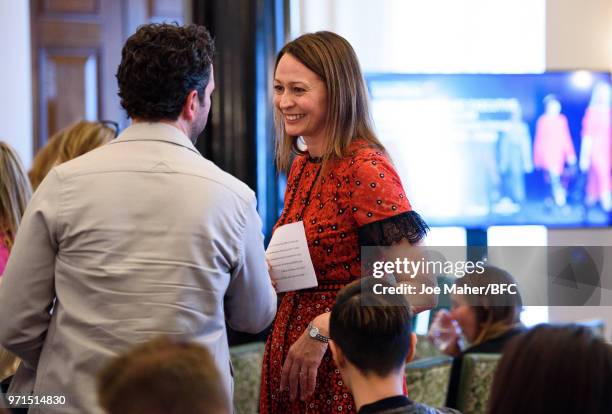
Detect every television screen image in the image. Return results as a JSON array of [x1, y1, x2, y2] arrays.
[[366, 72, 612, 228]]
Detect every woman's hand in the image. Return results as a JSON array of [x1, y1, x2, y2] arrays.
[[428, 309, 461, 356], [280, 313, 330, 401]]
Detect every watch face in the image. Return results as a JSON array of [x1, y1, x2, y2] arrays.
[[309, 326, 319, 337]]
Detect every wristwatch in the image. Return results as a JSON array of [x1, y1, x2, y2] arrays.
[[307, 322, 329, 343]]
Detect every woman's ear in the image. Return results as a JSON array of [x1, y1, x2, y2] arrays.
[[406, 332, 417, 363]]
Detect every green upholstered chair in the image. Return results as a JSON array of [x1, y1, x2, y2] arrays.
[[230, 341, 266, 414], [405, 356, 453, 407], [415, 334, 444, 360], [577, 319, 606, 339], [455, 353, 501, 414]]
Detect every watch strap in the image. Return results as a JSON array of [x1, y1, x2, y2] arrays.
[[307, 322, 329, 343]]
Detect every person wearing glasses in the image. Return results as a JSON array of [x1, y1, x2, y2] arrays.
[[28, 120, 117, 190], [0, 23, 276, 414]]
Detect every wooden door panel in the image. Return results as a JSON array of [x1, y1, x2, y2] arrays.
[[31, 0, 184, 151], [41, 51, 98, 136], [32, 0, 110, 150], [43, 0, 99, 14], [39, 21, 101, 48]]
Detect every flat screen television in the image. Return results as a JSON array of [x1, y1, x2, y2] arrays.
[[366, 72, 612, 228]]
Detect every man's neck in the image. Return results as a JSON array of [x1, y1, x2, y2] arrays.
[[131, 118, 192, 142], [350, 370, 405, 412]]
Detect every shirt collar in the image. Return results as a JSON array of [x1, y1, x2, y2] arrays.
[[109, 122, 200, 155], [358, 395, 412, 414]]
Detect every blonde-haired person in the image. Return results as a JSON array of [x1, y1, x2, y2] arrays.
[[28, 128, 66, 190], [0, 141, 31, 383], [428, 266, 524, 409], [261, 31, 429, 414], [0, 142, 32, 275], [29, 120, 116, 189], [55, 120, 116, 165]]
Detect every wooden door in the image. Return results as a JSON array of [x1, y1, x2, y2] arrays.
[[31, 0, 123, 151], [30, 0, 184, 151]]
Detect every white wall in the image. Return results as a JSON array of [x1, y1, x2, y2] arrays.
[[294, 0, 546, 73], [0, 1, 33, 168], [546, 0, 612, 71]]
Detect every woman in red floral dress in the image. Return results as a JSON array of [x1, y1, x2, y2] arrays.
[[260, 31, 430, 414]]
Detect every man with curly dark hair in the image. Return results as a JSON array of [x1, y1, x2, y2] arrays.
[[0, 23, 276, 414], [116, 23, 216, 140]]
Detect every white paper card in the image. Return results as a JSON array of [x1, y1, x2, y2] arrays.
[[265, 221, 318, 293]]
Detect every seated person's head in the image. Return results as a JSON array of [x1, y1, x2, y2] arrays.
[[54, 120, 115, 165], [450, 266, 522, 345], [97, 337, 230, 414], [487, 324, 612, 414], [29, 120, 115, 189], [329, 278, 416, 388], [28, 129, 66, 190]]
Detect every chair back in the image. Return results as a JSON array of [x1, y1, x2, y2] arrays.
[[414, 334, 444, 360], [456, 353, 501, 414], [230, 342, 266, 414], [405, 355, 453, 407]]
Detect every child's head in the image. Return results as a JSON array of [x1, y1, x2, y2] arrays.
[[98, 337, 230, 414], [487, 324, 612, 414], [0, 142, 32, 248], [329, 278, 415, 384]]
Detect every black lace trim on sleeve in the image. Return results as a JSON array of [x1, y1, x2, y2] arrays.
[[358, 211, 429, 246]]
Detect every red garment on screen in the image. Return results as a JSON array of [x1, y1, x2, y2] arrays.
[[582, 107, 612, 199], [533, 114, 576, 176]]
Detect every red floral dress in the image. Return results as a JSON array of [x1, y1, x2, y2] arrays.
[[260, 141, 427, 414]]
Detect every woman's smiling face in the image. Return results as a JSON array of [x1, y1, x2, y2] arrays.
[[273, 53, 328, 144]]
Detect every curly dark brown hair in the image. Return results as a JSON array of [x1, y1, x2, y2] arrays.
[[116, 23, 215, 121]]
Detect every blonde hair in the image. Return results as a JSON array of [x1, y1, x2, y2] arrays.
[[0, 142, 32, 250], [29, 129, 66, 190], [29, 121, 115, 189], [55, 121, 115, 164], [274, 31, 384, 172]]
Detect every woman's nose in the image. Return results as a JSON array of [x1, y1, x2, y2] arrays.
[[278, 92, 294, 109]]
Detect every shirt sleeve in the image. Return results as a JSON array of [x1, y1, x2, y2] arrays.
[[225, 193, 277, 334], [348, 150, 428, 246]]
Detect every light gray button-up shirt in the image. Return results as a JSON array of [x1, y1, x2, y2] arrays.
[[0, 122, 276, 413]]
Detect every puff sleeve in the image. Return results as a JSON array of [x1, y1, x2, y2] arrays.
[[348, 150, 428, 246]]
